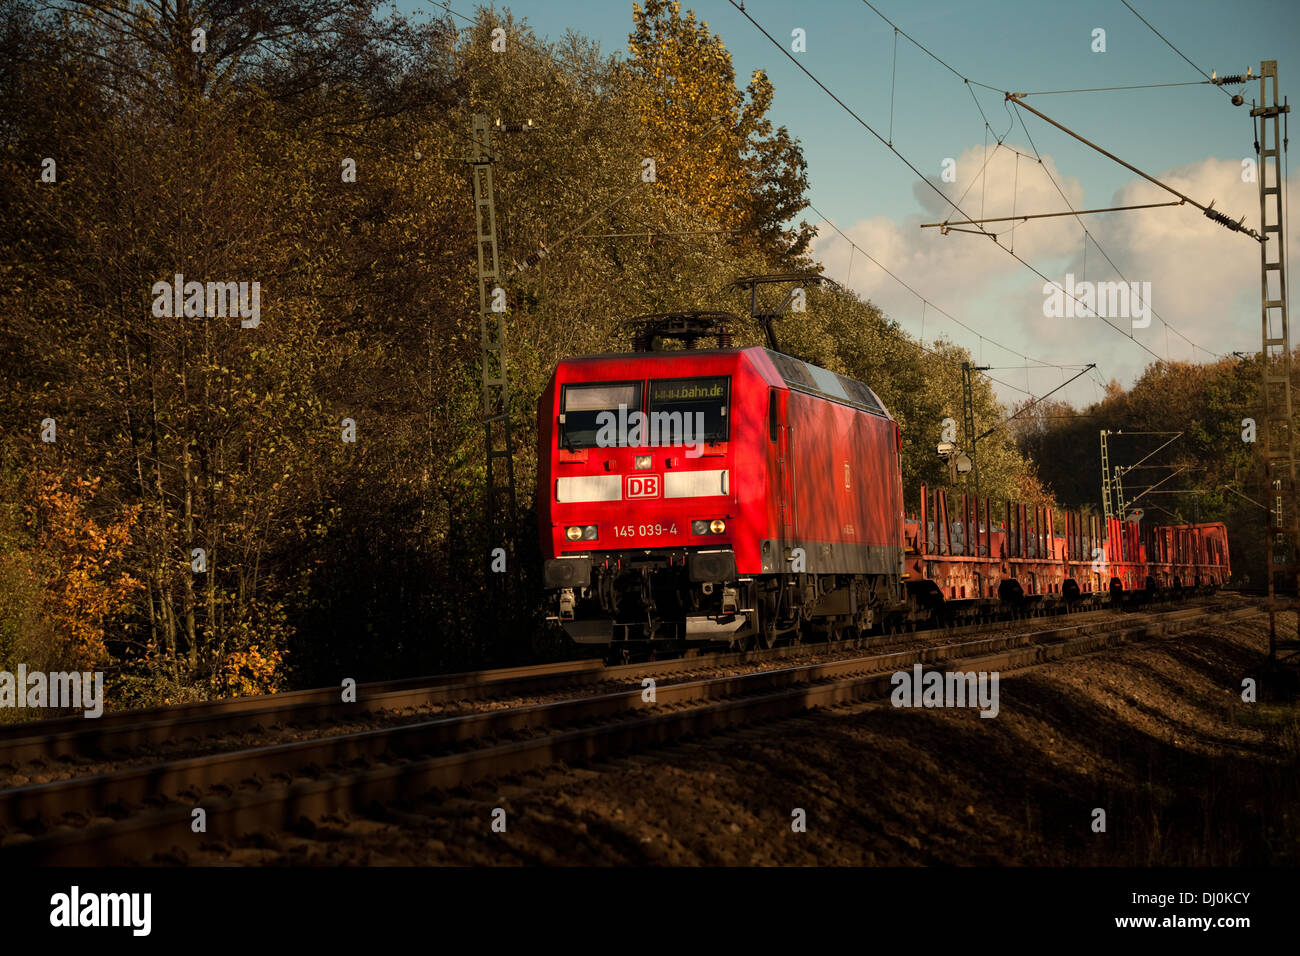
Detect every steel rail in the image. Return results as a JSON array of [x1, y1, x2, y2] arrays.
[[0, 594, 1216, 765], [0, 602, 1257, 864], [0, 594, 1230, 766]]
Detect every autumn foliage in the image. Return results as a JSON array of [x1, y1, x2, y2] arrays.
[[0, 1, 1093, 710], [21, 470, 141, 671]]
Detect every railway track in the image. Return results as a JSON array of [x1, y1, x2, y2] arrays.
[[0, 594, 1225, 770], [0, 598, 1259, 864]]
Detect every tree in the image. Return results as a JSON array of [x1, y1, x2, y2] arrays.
[[0, 0, 1064, 706], [627, 0, 813, 263]]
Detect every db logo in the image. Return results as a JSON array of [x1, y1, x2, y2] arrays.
[[627, 475, 660, 499]]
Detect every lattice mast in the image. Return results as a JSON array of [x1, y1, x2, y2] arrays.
[[471, 115, 517, 575], [1250, 62, 1298, 659], [1100, 430, 1114, 522]]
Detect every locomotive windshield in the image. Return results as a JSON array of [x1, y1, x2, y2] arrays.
[[558, 377, 729, 448], [648, 376, 729, 443], [559, 382, 641, 448]]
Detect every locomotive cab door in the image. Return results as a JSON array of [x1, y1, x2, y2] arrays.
[[769, 388, 795, 552]]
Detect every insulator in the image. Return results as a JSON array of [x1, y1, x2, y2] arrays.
[[717, 329, 733, 348], [1214, 73, 1248, 86], [1203, 204, 1246, 233]]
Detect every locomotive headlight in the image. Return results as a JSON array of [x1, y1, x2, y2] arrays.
[[709, 519, 726, 534], [691, 519, 726, 535], [581, 524, 598, 540], [565, 526, 583, 541], [635, 455, 652, 470]]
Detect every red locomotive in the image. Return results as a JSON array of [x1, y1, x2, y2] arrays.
[[537, 315, 1229, 651]]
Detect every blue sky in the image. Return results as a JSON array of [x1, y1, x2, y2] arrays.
[[410, 0, 1300, 408]]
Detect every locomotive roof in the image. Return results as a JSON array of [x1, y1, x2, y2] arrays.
[[762, 349, 891, 418], [557, 346, 893, 419]]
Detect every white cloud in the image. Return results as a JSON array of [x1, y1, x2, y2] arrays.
[[812, 144, 1299, 406]]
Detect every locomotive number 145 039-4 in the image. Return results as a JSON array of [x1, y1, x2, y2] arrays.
[[612, 523, 678, 538]]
